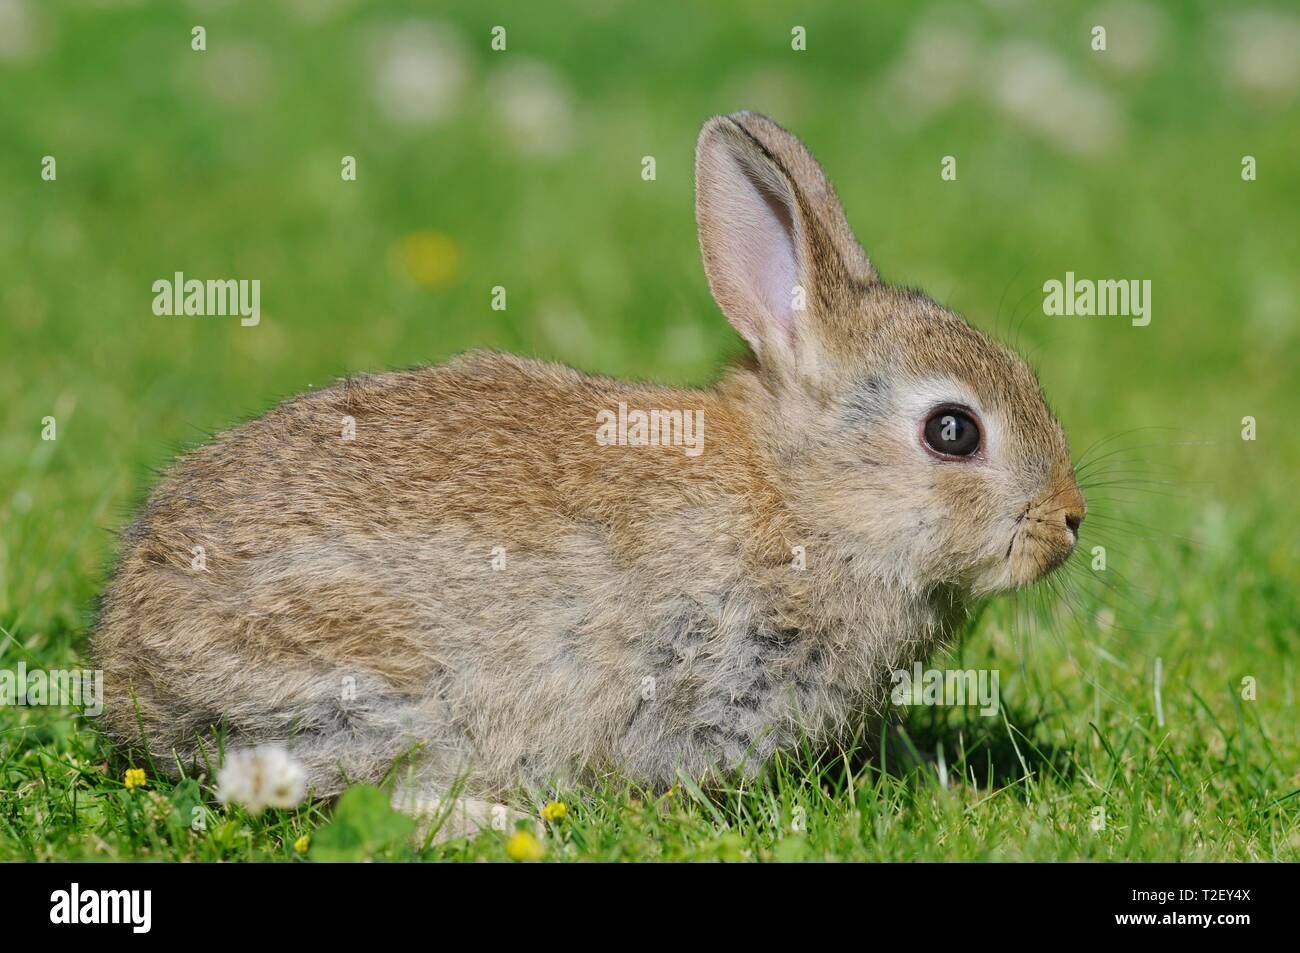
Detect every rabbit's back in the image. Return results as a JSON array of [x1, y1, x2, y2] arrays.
[[94, 352, 861, 794]]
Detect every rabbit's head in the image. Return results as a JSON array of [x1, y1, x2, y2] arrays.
[[697, 112, 1084, 595]]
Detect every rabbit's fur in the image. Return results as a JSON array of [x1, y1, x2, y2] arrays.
[[93, 113, 1085, 811]]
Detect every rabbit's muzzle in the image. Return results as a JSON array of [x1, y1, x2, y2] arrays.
[[1008, 476, 1087, 586]]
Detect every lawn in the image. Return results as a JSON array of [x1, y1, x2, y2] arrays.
[[1, 0, 1297, 861]]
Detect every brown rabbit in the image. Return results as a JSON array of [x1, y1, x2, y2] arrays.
[[93, 112, 1084, 832]]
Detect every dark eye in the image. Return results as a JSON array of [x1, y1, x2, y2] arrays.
[[924, 409, 981, 458]]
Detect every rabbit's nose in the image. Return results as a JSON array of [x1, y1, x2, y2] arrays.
[[1064, 511, 1083, 538]]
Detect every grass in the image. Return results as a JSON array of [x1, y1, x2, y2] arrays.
[[1, 0, 1297, 861]]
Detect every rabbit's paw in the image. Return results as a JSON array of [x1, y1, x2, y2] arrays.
[[393, 787, 540, 843]]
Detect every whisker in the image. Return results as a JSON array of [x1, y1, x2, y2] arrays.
[[1072, 426, 1191, 469], [1074, 438, 1216, 478]]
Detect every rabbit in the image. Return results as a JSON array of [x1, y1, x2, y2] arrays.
[[92, 112, 1085, 833]]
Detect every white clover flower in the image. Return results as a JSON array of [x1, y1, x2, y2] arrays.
[[1089, 1, 1167, 75], [1221, 11, 1300, 103], [216, 744, 308, 814], [0, 0, 50, 65], [367, 20, 469, 126], [487, 58, 576, 158], [883, 19, 980, 118], [988, 41, 1123, 157], [193, 41, 272, 107]]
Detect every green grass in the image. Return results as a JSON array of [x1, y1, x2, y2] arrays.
[[1, 0, 1297, 861]]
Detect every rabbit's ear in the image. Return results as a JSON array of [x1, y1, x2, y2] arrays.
[[695, 112, 875, 371]]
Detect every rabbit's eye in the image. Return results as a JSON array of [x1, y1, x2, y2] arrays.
[[924, 409, 980, 458]]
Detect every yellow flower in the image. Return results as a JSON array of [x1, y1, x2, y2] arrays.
[[294, 834, 311, 854], [540, 801, 567, 822], [505, 830, 545, 862], [390, 230, 460, 288], [124, 768, 146, 791]]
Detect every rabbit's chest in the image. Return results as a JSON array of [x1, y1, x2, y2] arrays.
[[613, 595, 911, 784]]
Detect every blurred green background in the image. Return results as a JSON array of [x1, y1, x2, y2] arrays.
[[0, 0, 1297, 860], [3, 0, 1298, 630]]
